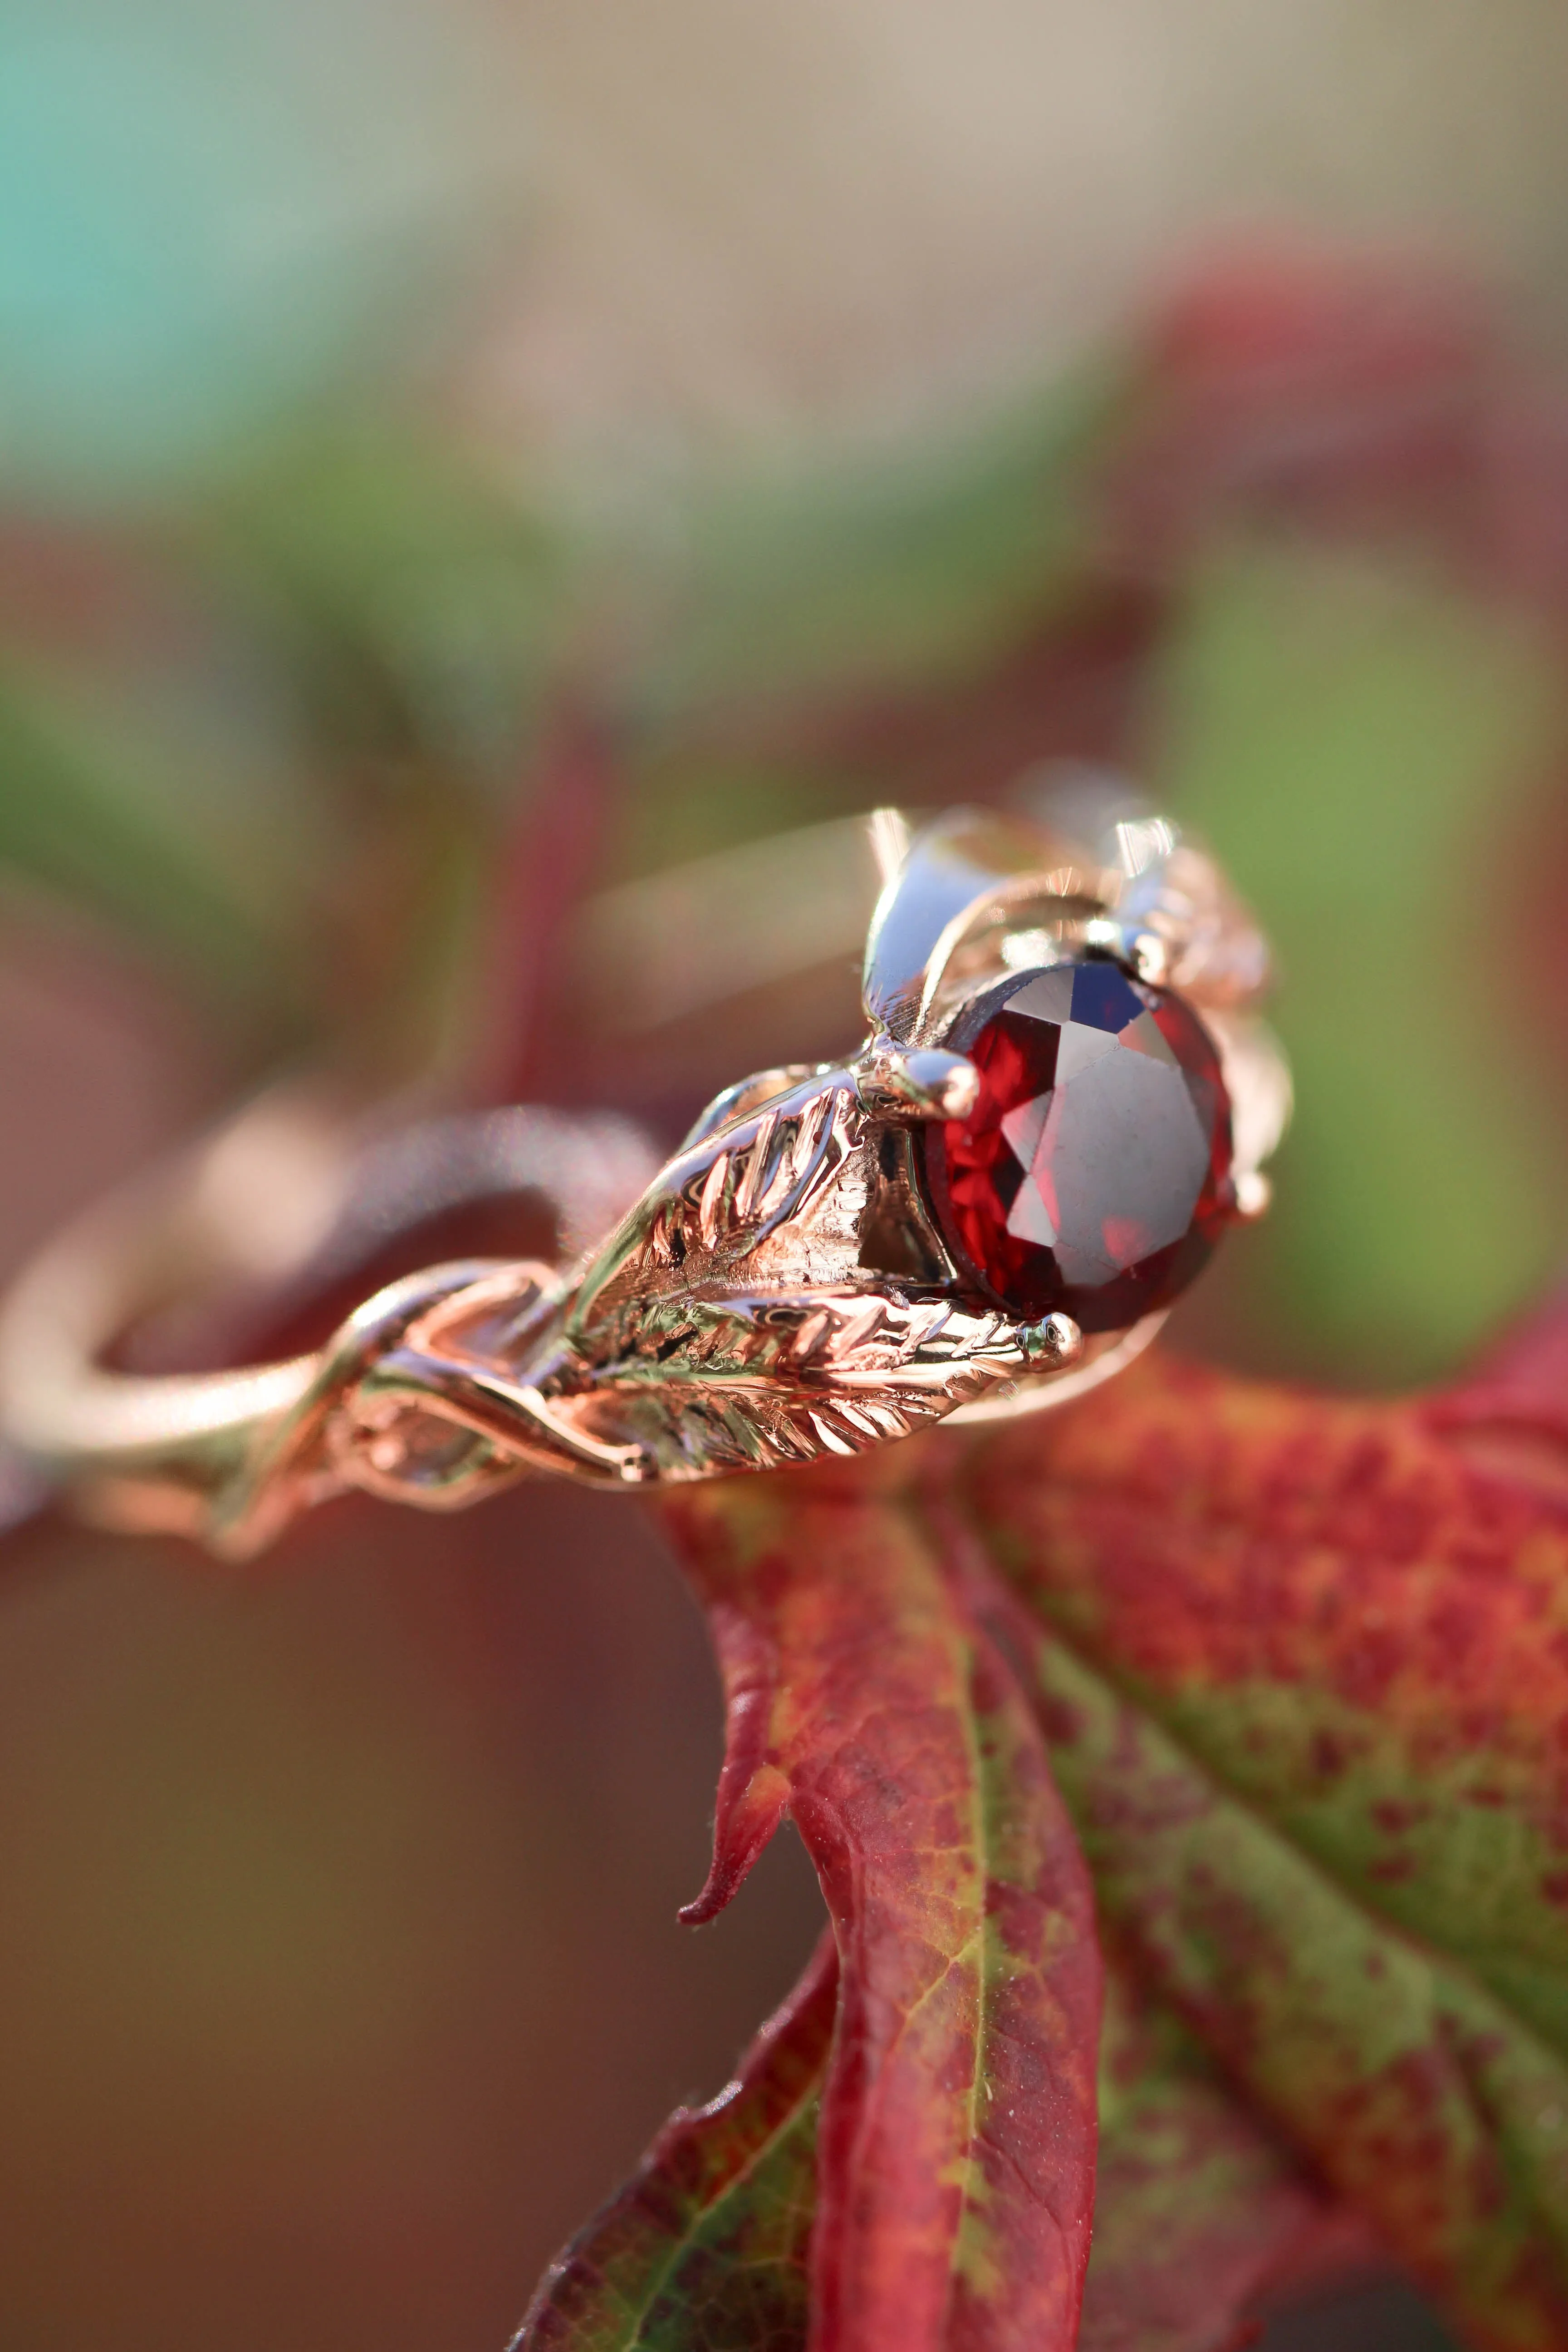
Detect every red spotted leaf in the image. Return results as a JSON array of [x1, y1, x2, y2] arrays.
[[661, 1464, 1102, 2352], [942, 1305, 1568, 2349], [519, 1926, 1362, 2352], [521, 1294, 1568, 2352], [514, 1935, 833, 2352], [1079, 1948, 1373, 2352]]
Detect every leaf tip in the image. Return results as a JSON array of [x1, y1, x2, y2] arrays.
[[679, 1762, 790, 1926]]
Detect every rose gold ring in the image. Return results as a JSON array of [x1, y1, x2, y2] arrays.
[[0, 802, 1288, 1558]]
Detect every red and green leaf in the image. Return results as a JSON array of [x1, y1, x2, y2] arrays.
[[658, 1466, 1102, 2352], [946, 1324, 1568, 2348], [1080, 1949, 1370, 2352], [514, 1936, 832, 2352], [520, 1299, 1568, 2352], [520, 1930, 1363, 2352]]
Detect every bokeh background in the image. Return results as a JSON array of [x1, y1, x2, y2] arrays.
[[2, 5, 1568, 2345]]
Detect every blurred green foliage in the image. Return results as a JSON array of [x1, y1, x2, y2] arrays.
[[187, 426, 570, 790], [631, 371, 1112, 722], [0, 303, 1563, 1386], [0, 419, 570, 1078], [0, 658, 288, 1022], [1163, 542, 1567, 1382]]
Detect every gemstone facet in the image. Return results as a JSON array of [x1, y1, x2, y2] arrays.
[[920, 960, 1234, 1333]]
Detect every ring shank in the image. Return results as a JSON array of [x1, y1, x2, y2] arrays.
[[0, 1094, 657, 1540]]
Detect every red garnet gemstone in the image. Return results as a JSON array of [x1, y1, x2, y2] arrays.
[[921, 960, 1234, 1333]]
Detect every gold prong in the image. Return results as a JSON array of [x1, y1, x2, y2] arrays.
[[1022, 1313, 1082, 1368], [868, 806, 912, 886], [1124, 928, 1170, 986], [1233, 1170, 1272, 1220], [854, 1043, 980, 1122]]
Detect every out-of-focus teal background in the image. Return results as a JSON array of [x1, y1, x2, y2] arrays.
[[1, 7, 1567, 2346]]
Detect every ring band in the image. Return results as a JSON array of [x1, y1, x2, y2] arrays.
[[0, 800, 1289, 1557]]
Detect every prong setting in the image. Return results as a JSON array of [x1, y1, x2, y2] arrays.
[[1122, 927, 1171, 986], [1021, 1313, 1083, 1369], [853, 1041, 981, 1123], [0, 797, 1286, 1550], [1233, 1169, 1272, 1220]]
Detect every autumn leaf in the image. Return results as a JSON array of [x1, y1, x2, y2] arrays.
[[661, 1464, 1101, 2352], [514, 1291, 1568, 2352], [516, 1460, 1102, 2352], [514, 1934, 831, 2352], [942, 1305, 1568, 2350], [518, 1926, 1360, 2352], [1080, 1946, 1369, 2352]]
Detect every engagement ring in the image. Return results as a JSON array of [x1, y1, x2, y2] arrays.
[[0, 801, 1288, 1556]]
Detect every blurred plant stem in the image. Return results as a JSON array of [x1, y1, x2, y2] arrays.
[[0, 421, 578, 1095]]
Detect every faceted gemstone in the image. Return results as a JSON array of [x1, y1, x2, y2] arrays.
[[920, 960, 1234, 1333]]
